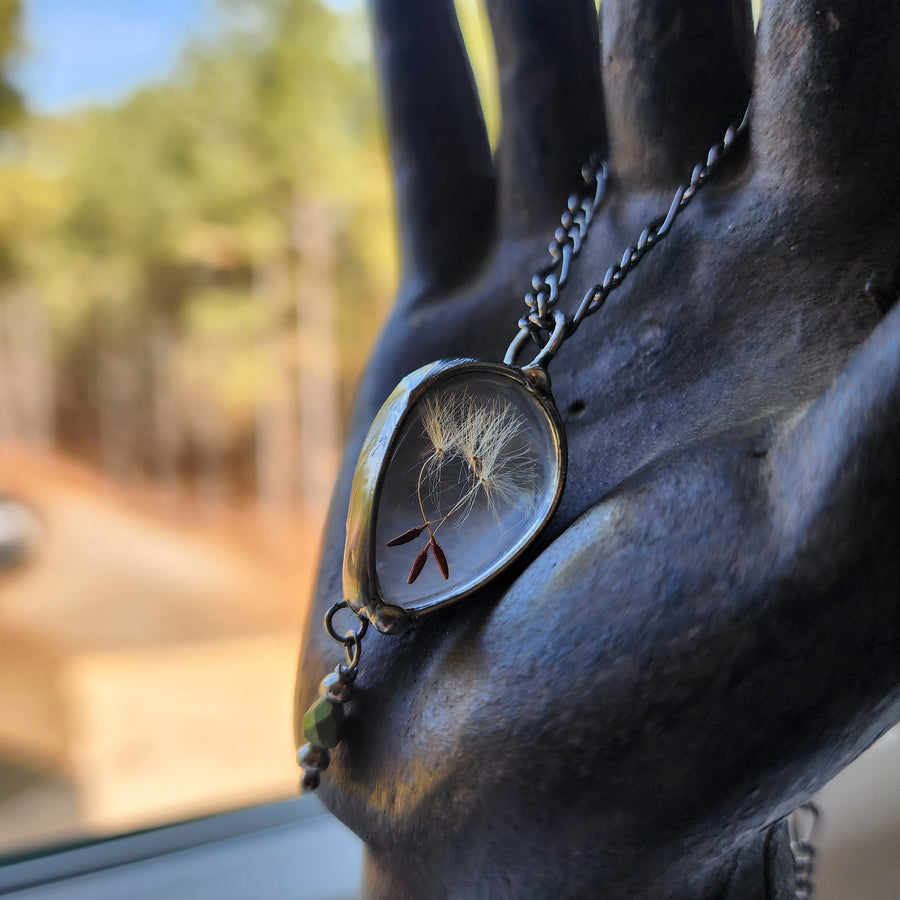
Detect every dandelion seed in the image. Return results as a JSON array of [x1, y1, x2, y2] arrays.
[[460, 396, 536, 519], [421, 393, 461, 461], [420, 393, 461, 503], [389, 388, 538, 581], [407, 544, 429, 584], [431, 539, 449, 579], [386, 524, 427, 546]]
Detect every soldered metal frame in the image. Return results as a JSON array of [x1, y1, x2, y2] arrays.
[[342, 358, 567, 634]]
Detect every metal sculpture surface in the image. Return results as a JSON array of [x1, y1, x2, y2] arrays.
[[298, 1, 900, 896]]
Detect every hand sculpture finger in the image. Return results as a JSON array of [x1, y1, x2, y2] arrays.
[[601, 0, 754, 188], [773, 296, 900, 583], [485, 0, 605, 235], [753, 0, 900, 194], [370, 0, 495, 293]]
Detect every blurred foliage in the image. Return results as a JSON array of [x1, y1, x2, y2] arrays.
[[0, 0, 500, 501], [0, 0, 401, 492], [0, 0, 22, 129]]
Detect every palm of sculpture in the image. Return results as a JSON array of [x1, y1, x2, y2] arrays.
[[298, 0, 900, 896]]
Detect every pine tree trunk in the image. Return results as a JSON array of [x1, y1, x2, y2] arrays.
[[291, 194, 340, 521]]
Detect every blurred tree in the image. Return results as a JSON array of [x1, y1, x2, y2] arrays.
[[0, 0, 503, 509], [3, 0, 398, 510], [0, 0, 22, 129], [0, 1, 53, 447]]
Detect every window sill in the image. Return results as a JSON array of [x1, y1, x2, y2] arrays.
[[0, 795, 363, 900]]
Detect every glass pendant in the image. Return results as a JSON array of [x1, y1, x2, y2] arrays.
[[343, 359, 566, 633]]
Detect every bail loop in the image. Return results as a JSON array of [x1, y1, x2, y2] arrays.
[[503, 309, 568, 371]]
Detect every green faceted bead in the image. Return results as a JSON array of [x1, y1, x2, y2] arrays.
[[303, 697, 344, 749]]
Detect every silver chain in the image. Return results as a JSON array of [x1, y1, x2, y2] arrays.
[[505, 105, 751, 369]]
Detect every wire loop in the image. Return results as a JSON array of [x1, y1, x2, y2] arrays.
[[324, 601, 369, 647]]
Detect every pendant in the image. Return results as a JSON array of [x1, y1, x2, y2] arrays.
[[298, 357, 566, 791], [344, 359, 567, 633]]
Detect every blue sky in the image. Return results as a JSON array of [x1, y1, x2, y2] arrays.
[[13, 0, 216, 113], [13, 0, 359, 113]]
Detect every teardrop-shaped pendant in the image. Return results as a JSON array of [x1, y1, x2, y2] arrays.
[[343, 359, 566, 633]]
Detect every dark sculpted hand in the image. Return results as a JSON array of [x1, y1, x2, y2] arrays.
[[297, 1, 900, 897]]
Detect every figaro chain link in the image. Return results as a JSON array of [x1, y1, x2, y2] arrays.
[[506, 106, 751, 369]]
